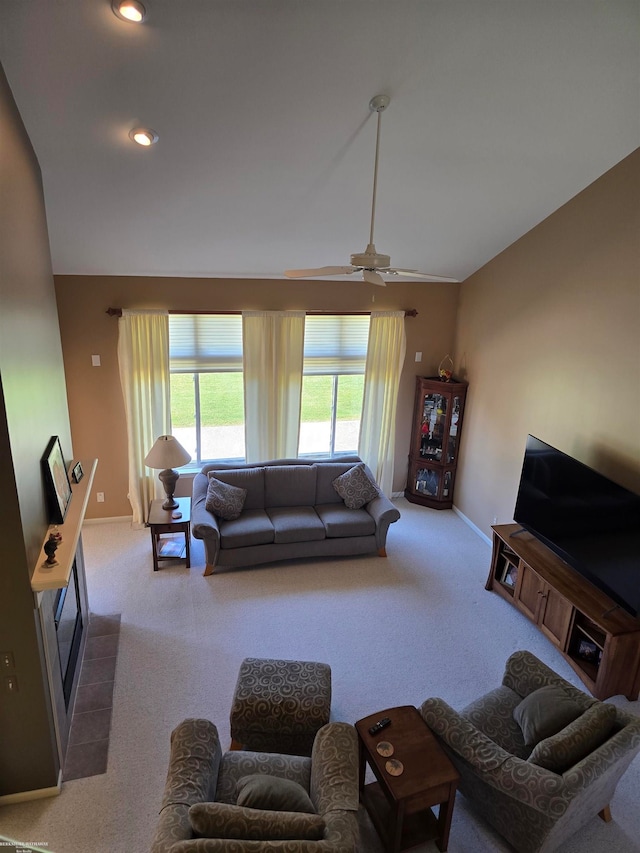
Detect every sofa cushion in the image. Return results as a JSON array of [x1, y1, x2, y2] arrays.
[[528, 702, 617, 773], [236, 774, 316, 813], [219, 509, 275, 549], [266, 507, 326, 544], [513, 684, 584, 746], [208, 468, 265, 510], [264, 465, 317, 508], [315, 503, 376, 538], [315, 462, 362, 505], [189, 802, 325, 841], [333, 462, 379, 509], [205, 477, 247, 520]]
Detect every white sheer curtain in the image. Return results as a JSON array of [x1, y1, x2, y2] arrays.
[[242, 311, 305, 463], [117, 310, 171, 525], [358, 311, 406, 497]]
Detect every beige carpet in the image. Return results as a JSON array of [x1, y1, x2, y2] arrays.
[[1, 498, 639, 852]]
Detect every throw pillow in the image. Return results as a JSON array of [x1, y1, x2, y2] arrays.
[[528, 702, 617, 773], [205, 476, 247, 521], [235, 774, 316, 814], [513, 685, 584, 746], [189, 802, 325, 841], [332, 462, 379, 509]]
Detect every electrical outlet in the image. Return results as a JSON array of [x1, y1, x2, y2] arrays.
[[97, 492, 105, 503], [492, 516, 498, 524], [1, 652, 14, 669], [5, 675, 18, 693], [415, 351, 422, 362]]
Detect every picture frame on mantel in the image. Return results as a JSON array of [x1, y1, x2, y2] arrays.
[[42, 435, 73, 524]]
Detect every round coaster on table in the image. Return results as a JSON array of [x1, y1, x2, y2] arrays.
[[385, 758, 404, 776], [376, 741, 394, 757]]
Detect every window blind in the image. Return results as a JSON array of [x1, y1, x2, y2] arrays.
[[303, 315, 370, 375], [169, 314, 243, 372]]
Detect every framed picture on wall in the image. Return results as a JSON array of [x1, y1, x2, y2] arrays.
[[42, 436, 73, 524]]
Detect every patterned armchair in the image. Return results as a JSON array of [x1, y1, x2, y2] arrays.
[[150, 718, 359, 852], [420, 650, 640, 853]]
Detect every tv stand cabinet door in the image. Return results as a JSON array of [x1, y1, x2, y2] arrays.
[[539, 586, 573, 649], [515, 564, 572, 650], [515, 563, 545, 623]]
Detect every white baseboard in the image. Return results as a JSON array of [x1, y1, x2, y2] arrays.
[[391, 491, 405, 499], [84, 515, 133, 525], [452, 505, 492, 546], [0, 772, 61, 805]]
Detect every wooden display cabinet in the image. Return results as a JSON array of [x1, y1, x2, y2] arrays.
[[487, 524, 640, 700], [405, 375, 468, 509]]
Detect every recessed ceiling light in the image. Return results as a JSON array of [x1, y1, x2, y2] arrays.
[[129, 127, 159, 146], [112, 1, 147, 23]]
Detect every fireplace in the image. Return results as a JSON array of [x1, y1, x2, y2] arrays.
[[53, 559, 83, 708]]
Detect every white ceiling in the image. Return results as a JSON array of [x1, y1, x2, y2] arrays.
[[1, 1, 638, 282]]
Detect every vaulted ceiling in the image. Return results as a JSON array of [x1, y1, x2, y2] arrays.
[[1, 1, 638, 282]]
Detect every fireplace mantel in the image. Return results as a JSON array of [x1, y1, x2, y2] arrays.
[[31, 458, 97, 592]]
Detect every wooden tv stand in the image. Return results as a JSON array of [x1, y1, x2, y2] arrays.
[[486, 524, 640, 701]]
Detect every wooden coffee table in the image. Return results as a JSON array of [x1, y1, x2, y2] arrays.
[[356, 705, 459, 853], [147, 497, 191, 571]]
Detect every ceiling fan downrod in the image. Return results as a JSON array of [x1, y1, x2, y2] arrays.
[[350, 94, 391, 271], [367, 94, 390, 251]]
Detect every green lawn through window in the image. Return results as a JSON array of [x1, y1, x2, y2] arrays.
[[170, 373, 364, 428]]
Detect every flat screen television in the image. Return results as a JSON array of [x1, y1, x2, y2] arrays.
[[514, 435, 640, 618]]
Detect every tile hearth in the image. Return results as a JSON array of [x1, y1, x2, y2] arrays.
[[62, 613, 121, 781]]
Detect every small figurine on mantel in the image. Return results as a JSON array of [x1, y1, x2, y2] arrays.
[[43, 530, 62, 567]]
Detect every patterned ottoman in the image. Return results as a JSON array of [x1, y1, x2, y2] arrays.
[[230, 657, 332, 756]]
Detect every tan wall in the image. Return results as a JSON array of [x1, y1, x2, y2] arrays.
[[0, 61, 69, 795], [55, 276, 460, 518], [454, 148, 640, 540]]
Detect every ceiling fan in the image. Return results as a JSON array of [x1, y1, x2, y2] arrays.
[[284, 94, 458, 287]]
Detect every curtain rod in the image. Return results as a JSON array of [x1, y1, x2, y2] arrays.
[[105, 308, 417, 318]]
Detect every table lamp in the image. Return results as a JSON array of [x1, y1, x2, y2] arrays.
[[144, 435, 192, 509]]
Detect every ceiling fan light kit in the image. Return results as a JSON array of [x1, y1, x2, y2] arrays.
[[284, 94, 457, 286]]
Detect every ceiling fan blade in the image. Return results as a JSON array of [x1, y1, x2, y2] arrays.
[[388, 268, 459, 283], [362, 269, 386, 287], [284, 266, 355, 278]]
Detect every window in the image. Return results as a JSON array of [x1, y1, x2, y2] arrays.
[[169, 312, 370, 464], [299, 315, 370, 456], [169, 315, 244, 464]]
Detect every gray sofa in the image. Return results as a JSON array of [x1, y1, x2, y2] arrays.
[[192, 455, 400, 575]]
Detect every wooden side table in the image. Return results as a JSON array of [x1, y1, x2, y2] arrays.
[[147, 497, 191, 571], [356, 705, 459, 853]]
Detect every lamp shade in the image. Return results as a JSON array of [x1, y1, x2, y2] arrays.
[[144, 435, 191, 470]]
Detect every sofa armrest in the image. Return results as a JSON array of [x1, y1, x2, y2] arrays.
[[365, 493, 400, 550], [561, 710, 640, 795], [150, 718, 223, 853], [310, 722, 359, 815], [191, 473, 221, 567]]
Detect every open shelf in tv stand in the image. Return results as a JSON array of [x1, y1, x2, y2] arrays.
[[486, 524, 640, 701]]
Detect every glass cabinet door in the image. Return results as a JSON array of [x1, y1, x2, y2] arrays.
[[414, 466, 441, 498], [446, 396, 461, 464], [419, 393, 447, 461]]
